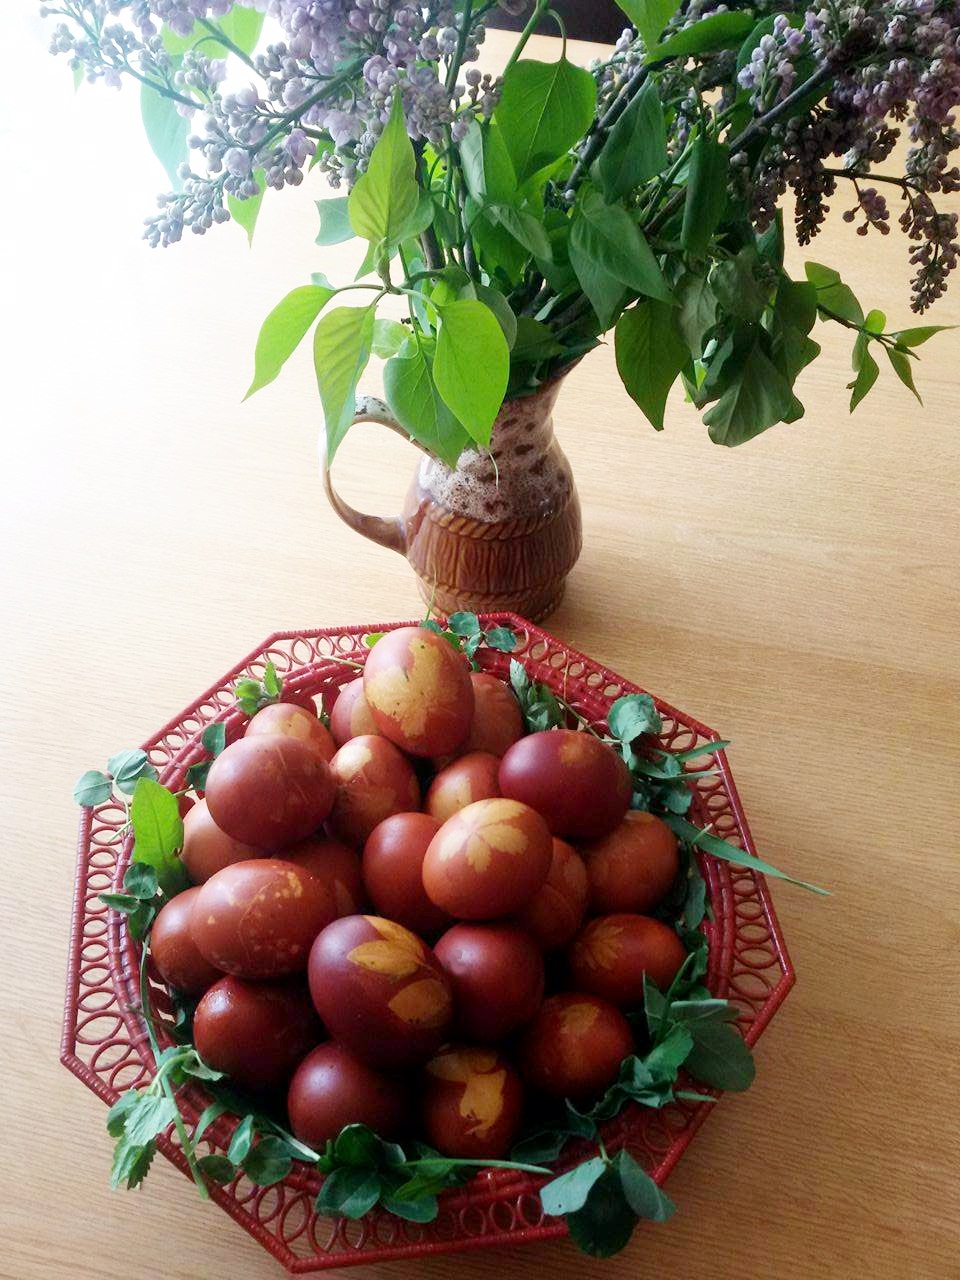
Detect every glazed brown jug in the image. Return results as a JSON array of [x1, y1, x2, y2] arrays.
[[322, 371, 582, 621]]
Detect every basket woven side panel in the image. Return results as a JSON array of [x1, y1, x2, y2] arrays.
[[62, 614, 794, 1272]]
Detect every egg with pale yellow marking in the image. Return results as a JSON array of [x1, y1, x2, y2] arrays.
[[189, 859, 337, 979], [246, 701, 336, 762], [329, 676, 380, 746], [328, 734, 420, 846], [363, 626, 474, 757], [307, 914, 453, 1068], [569, 913, 687, 1004], [511, 837, 589, 951], [499, 729, 631, 839], [518, 993, 633, 1103], [461, 671, 524, 757], [285, 835, 366, 917], [420, 1046, 524, 1159], [421, 798, 552, 919], [425, 751, 501, 824], [204, 735, 335, 849]]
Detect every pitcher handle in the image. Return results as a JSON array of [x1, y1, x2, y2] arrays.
[[319, 395, 427, 555]]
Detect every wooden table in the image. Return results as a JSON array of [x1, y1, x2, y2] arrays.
[[4, 13, 959, 1279]]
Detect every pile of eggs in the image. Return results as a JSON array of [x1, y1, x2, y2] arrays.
[[150, 627, 688, 1160]]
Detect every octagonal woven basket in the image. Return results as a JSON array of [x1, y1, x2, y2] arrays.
[[62, 614, 794, 1272]]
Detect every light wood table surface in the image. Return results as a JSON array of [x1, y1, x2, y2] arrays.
[[3, 13, 959, 1280]]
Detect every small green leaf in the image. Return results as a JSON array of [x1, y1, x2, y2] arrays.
[[540, 1157, 607, 1217], [886, 346, 922, 403], [474, 284, 518, 350], [197, 1154, 237, 1185], [315, 1167, 383, 1219], [98, 891, 140, 912], [201, 722, 226, 757], [864, 308, 886, 335], [333, 1124, 383, 1168], [676, 274, 717, 357], [434, 300, 510, 446], [495, 57, 597, 184], [243, 1136, 295, 1186], [194, 1100, 230, 1143], [227, 1115, 256, 1165], [614, 0, 676, 49], [74, 770, 113, 807], [613, 1150, 675, 1221], [140, 83, 189, 189], [595, 78, 667, 203], [261, 660, 282, 698], [227, 170, 265, 246], [486, 205, 552, 262], [805, 262, 864, 326], [110, 1136, 157, 1190], [106, 1090, 141, 1138], [379, 1190, 439, 1222], [891, 325, 954, 347], [684, 1019, 756, 1090], [664, 814, 828, 894], [848, 339, 879, 412], [316, 196, 354, 246], [129, 777, 186, 896], [608, 693, 662, 740], [484, 625, 517, 652], [565, 1167, 638, 1258], [383, 339, 472, 467], [682, 133, 728, 258], [246, 283, 335, 398], [372, 318, 408, 359], [123, 863, 159, 899], [349, 91, 418, 246], [616, 301, 688, 431], [647, 10, 755, 61], [447, 612, 482, 637], [107, 749, 156, 795], [124, 1095, 178, 1148], [315, 304, 377, 459]]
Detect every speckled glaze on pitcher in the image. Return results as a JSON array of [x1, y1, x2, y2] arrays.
[[322, 371, 582, 621]]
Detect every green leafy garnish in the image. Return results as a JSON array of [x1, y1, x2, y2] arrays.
[[234, 660, 285, 716]]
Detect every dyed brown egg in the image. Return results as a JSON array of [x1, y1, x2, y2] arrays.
[[581, 811, 680, 913], [246, 701, 336, 762], [329, 676, 379, 746], [193, 976, 320, 1093], [512, 838, 590, 951], [190, 859, 337, 979], [433, 924, 544, 1042], [328, 735, 420, 847], [518, 993, 633, 1103], [498, 730, 631, 840], [362, 813, 451, 936], [420, 1046, 524, 1159], [287, 1044, 409, 1148], [421, 798, 552, 919], [363, 626, 474, 757], [150, 887, 222, 994], [204, 735, 335, 849], [181, 798, 261, 884], [569, 914, 687, 1004], [285, 835, 365, 917], [463, 672, 524, 757], [307, 915, 453, 1068], [425, 752, 501, 824]]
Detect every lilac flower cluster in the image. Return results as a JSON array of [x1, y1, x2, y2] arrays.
[[737, 15, 806, 107]]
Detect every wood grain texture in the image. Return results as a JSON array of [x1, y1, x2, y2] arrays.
[[2, 14, 959, 1280]]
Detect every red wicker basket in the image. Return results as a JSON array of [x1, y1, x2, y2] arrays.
[[62, 613, 794, 1271]]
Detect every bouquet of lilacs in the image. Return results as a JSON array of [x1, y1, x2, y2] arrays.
[[47, 0, 958, 459]]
